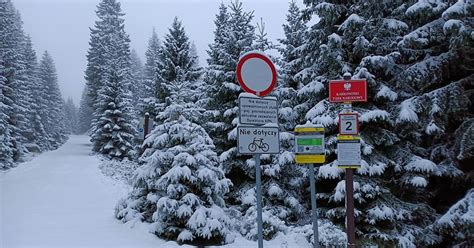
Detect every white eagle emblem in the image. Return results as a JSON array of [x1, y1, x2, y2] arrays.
[[344, 82, 351, 91]]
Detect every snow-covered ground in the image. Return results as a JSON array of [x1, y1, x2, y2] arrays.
[[1, 135, 311, 248]]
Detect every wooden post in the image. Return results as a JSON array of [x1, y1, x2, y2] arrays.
[[143, 112, 150, 140], [342, 73, 356, 247], [345, 168, 356, 247]]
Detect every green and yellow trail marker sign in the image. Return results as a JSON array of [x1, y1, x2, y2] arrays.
[[294, 126, 325, 164]]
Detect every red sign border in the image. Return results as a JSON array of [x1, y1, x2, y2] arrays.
[[329, 80, 367, 103], [236, 52, 277, 97], [338, 113, 359, 135]]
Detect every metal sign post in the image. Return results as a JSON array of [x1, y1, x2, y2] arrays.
[[236, 51, 278, 248], [309, 163, 320, 248], [254, 154, 263, 248], [294, 125, 325, 248]]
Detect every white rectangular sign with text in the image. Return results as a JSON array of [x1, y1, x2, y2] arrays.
[[238, 126, 279, 154], [337, 141, 361, 167], [239, 96, 278, 125]]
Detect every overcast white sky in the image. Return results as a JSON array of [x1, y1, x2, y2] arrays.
[[14, 0, 307, 105]]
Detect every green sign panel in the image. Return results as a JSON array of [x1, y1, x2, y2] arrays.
[[297, 138, 322, 146]]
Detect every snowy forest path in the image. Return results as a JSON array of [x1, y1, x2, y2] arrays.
[[0, 135, 172, 248]]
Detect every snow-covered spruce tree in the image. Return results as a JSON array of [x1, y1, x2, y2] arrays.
[[8, 12, 41, 156], [201, 2, 230, 122], [0, 0, 16, 168], [38, 51, 67, 149], [278, 0, 308, 95], [115, 80, 233, 245], [85, 0, 129, 136], [84, 0, 110, 134], [23, 35, 49, 151], [299, 0, 456, 246], [77, 85, 94, 134], [204, 0, 255, 210], [89, 0, 136, 160], [63, 97, 79, 135], [433, 188, 474, 246], [139, 28, 161, 116], [204, 0, 255, 150], [276, 0, 310, 215], [0, 0, 31, 166], [155, 17, 201, 114], [394, 1, 474, 245]]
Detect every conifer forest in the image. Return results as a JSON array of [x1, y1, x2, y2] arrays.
[[1, 0, 473, 247]]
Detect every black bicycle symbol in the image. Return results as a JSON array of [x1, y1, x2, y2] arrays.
[[248, 138, 269, 152]]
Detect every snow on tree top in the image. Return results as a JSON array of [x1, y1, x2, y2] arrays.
[[238, 50, 272, 61], [436, 189, 474, 228], [443, 19, 465, 35], [343, 72, 352, 78], [328, 33, 342, 44], [442, 0, 469, 19], [409, 176, 428, 187], [339, 14, 365, 31], [295, 123, 324, 128], [238, 92, 277, 100], [375, 85, 398, 101], [397, 99, 419, 123], [426, 121, 443, 135], [405, 156, 438, 173], [406, 0, 448, 17], [359, 109, 390, 123], [382, 19, 409, 32]]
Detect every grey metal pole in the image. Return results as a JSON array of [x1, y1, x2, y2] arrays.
[[255, 154, 263, 248], [309, 164, 320, 248]]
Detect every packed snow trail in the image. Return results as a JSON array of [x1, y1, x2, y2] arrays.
[[1, 135, 311, 248], [0, 135, 182, 248]]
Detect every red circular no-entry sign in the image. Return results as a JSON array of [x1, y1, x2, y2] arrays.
[[236, 52, 277, 97]]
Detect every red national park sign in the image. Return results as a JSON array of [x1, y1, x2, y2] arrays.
[[329, 80, 367, 103]]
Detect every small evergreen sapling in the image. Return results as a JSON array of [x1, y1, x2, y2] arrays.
[[116, 80, 233, 245]]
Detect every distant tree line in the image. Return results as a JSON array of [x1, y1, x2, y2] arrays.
[[1, 0, 72, 169]]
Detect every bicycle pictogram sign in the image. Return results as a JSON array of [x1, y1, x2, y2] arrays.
[[248, 138, 269, 152], [237, 126, 279, 154]]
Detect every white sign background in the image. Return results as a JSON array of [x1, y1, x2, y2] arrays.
[[337, 141, 361, 166], [240, 58, 273, 92], [138, 118, 154, 139], [238, 126, 279, 154], [239, 96, 278, 125], [339, 114, 358, 135], [236, 52, 277, 97]]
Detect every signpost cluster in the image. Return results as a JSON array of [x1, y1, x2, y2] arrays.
[[236, 52, 279, 248], [235, 52, 367, 248], [330, 74, 367, 247]]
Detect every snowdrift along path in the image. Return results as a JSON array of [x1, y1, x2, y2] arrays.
[[1, 135, 311, 248], [0, 135, 176, 248]]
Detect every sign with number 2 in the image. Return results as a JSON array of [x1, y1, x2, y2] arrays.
[[339, 113, 359, 135]]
